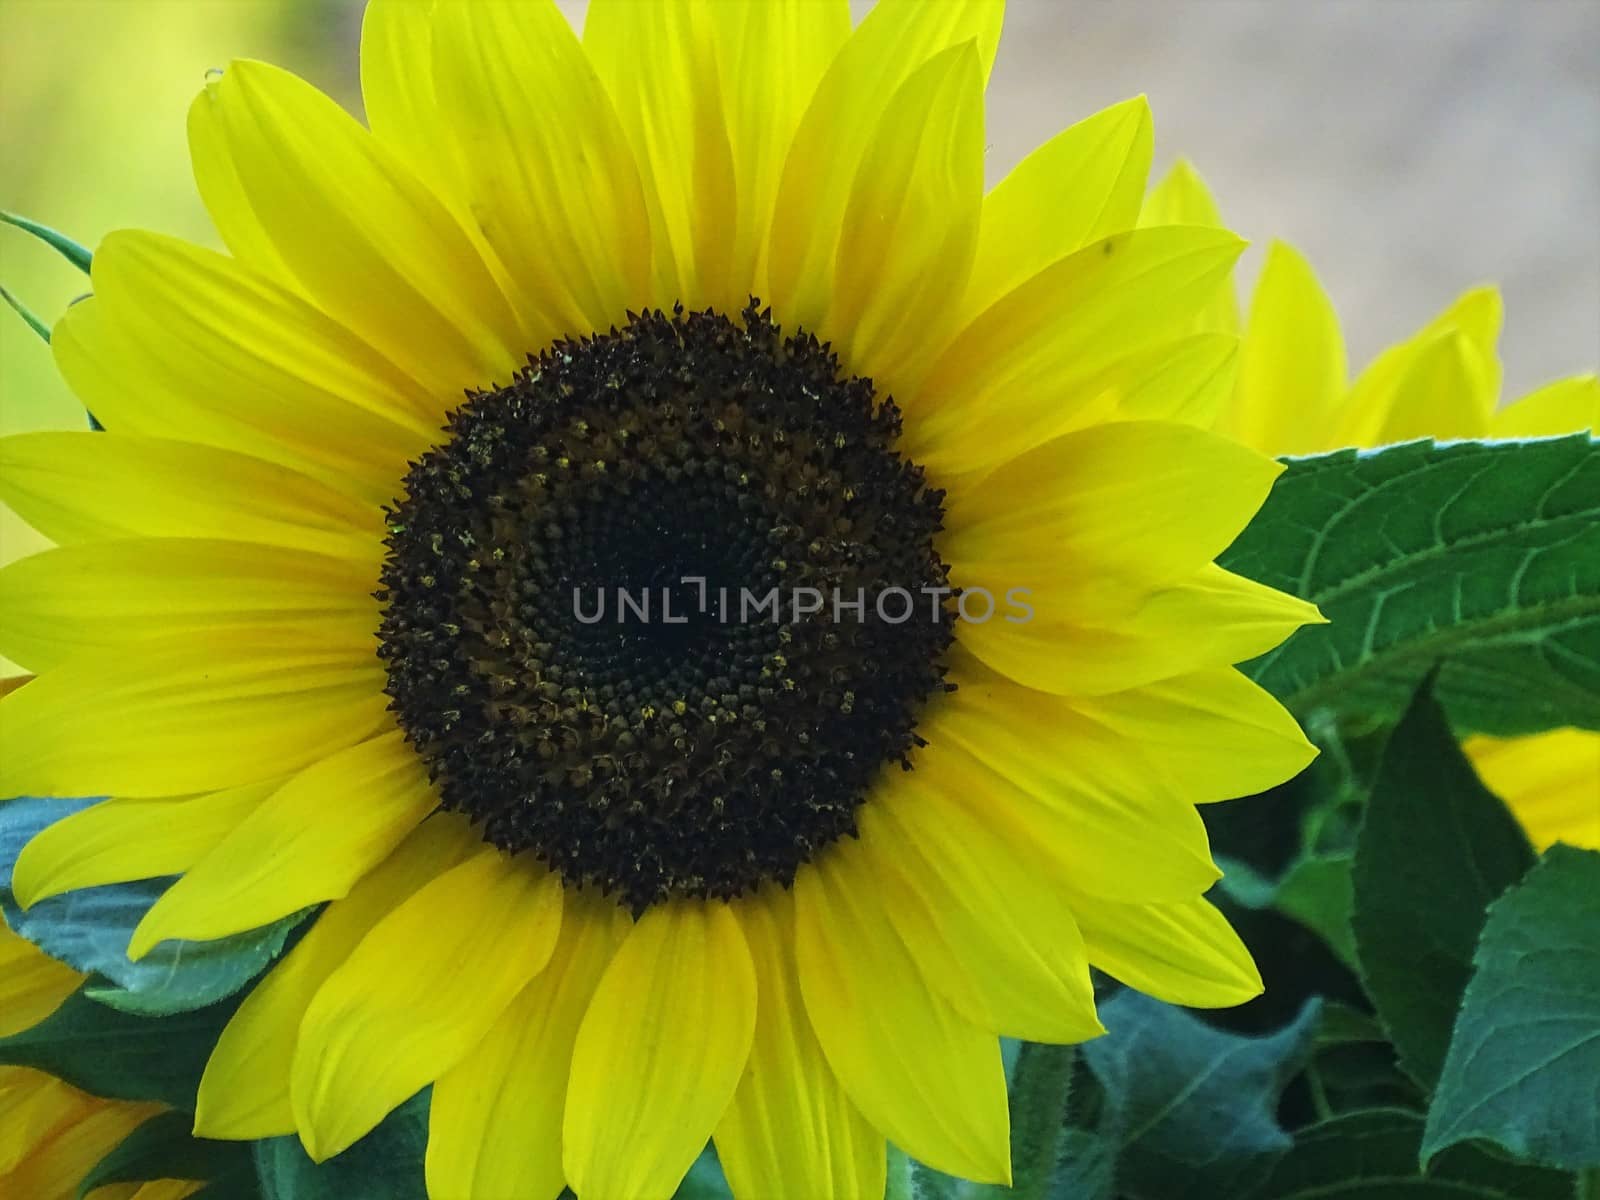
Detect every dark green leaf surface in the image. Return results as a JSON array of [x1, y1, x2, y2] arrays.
[[1424, 846, 1600, 1169], [0, 985, 238, 1110], [1, 795, 312, 1016], [1255, 1108, 1574, 1198], [1082, 992, 1321, 1199], [1275, 852, 1358, 970], [1350, 680, 1535, 1089], [78, 1111, 258, 1200], [256, 1090, 429, 1200], [1220, 436, 1600, 735]]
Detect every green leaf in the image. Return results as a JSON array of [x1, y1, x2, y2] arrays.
[[1276, 853, 1358, 970], [1423, 845, 1600, 1169], [1081, 992, 1321, 1199], [2, 208, 93, 274], [255, 1090, 428, 1200], [1220, 436, 1600, 736], [0, 795, 314, 1016], [1256, 1108, 1574, 1198], [77, 1111, 258, 1200], [0, 985, 239, 1110], [1350, 678, 1535, 1089]]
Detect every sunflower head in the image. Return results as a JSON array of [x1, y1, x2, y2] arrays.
[[0, 2, 1324, 1196]]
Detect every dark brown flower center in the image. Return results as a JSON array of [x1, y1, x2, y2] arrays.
[[377, 303, 953, 911]]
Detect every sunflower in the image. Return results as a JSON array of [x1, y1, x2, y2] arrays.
[[0, 2, 1322, 1195], [1155, 159, 1600, 854], [0, 924, 199, 1200]]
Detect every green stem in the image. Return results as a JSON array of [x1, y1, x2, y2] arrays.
[[0, 282, 50, 344]]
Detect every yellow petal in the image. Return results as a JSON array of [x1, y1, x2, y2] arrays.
[[293, 849, 563, 1160], [0, 929, 83, 1039], [712, 0, 852, 304], [427, 892, 629, 1200], [1466, 729, 1600, 852], [186, 80, 296, 290], [435, 0, 652, 337], [126, 733, 437, 956], [0, 1095, 156, 1200], [904, 227, 1246, 474], [0, 1069, 89, 1176], [767, 0, 1002, 331], [794, 839, 1011, 1185], [73, 230, 439, 494], [1103, 332, 1240, 427], [1491, 375, 1600, 437], [195, 814, 479, 1139], [583, 0, 737, 309], [917, 683, 1221, 902], [564, 900, 757, 1200], [956, 562, 1322, 696], [0, 432, 382, 561], [1222, 240, 1347, 456], [12, 781, 280, 909], [0, 628, 389, 800], [943, 418, 1283, 587], [0, 539, 376, 673], [826, 41, 984, 397], [200, 60, 521, 393], [1373, 330, 1494, 445], [863, 779, 1104, 1044], [1138, 157, 1239, 333], [1333, 286, 1503, 448], [715, 889, 886, 1200], [1069, 667, 1317, 802], [965, 95, 1153, 321], [1073, 894, 1263, 1008], [360, 0, 452, 189]]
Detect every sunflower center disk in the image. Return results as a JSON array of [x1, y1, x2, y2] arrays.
[[377, 304, 954, 910]]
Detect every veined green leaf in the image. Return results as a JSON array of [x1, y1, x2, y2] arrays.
[[1350, 677, 1534, 1089], [1423, 845, 1600, 1170], [1221, 435, 1600, 736]]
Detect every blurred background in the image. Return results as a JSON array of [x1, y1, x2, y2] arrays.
[[2, 0, 1597, 544]]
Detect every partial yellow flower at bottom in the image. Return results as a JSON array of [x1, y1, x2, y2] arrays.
[[1465, 731, 1600, 852], [1146, 159, 1600, 854], [0, 924, 198, 1200]]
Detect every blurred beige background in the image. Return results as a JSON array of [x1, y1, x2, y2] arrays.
[[2, 0, 1596, 441]]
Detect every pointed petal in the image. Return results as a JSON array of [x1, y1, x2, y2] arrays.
[[862, 780, 1104, 1043], [564, 900, 757, 1200], [794, 839, 1011, 1184], [1491, 375, 1599, 437], [0, 539, 375, 673], [966, 96, 1153, 320], [956, 562, 1322, 696], [827, 42, 984, 396], [1138, 157, 1239, 334], [195, 814, 479, 1139], [0, 931, 82, 1039], [293, 849, 563, 1160], [427, 893, 629, 1200], [435, 0, 652, 336], [768, 0, 1002, 331], [0, 432, 381, 560], [128, 732, 437, 957], [0, 628, 388, 799], [1073, 894, 1263, 1008], [943, 419, 1282, 587], [198, 60, 521, 393], [583, 0, 737, 308], [715, 889, 886, 1200], [1222, 240, 1347, 456], [903, 227, 1246, 473], [12, 781, 279, 909]]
